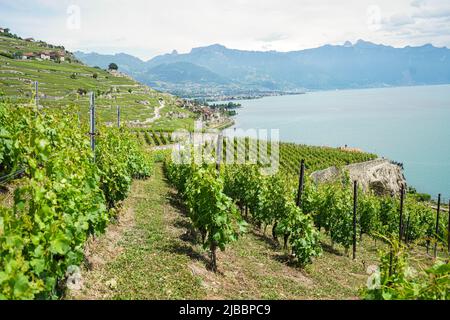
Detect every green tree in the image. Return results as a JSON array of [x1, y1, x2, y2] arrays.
[[108, 63, 118, 71], [13, 51, 23, 59]]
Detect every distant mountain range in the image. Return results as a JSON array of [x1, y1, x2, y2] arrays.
[[75, 40, 450, 99]]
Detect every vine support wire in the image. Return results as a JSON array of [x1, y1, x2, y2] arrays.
[[352, 180, 358, 260], [89, 92, 96, 162], [0, 168, 25, 186], [434, 194, 441, 258]]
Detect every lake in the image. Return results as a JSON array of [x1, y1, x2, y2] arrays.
[[225, 85, 450, 198]]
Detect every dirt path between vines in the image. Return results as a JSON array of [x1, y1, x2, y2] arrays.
[[68, 163, 377, 300]]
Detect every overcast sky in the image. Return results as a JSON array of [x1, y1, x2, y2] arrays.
[[1, 0, 449, 60]]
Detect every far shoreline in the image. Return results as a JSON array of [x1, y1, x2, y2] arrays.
[[208, 82, 450, 104]]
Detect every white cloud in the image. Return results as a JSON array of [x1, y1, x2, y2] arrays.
[[257, 33, 290, 43], [375, 0, 450, 46], [0, 0, 448, 60], [384, 14, 415, 27], [411, 0, 426, 8]]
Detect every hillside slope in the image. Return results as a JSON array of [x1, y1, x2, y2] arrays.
[[74, 51, 146, 74], [144, 62, 229, 84], [0, 34, 195, 128], [76, 41, 450, 98], [68, 163, 381, 300]]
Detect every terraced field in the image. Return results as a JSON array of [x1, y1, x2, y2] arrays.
[[0, 35, 196, 128]]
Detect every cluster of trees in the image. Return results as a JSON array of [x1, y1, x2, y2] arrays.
[[208, 102, 242, 110], [1, 28, 21, 40]]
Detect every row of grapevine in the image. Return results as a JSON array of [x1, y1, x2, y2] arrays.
[[0, 102, 152, 299], [167, 138, 449, 259], [165, 151, 323, 267], [222, 164, 322, 265], [136, 129, 174, 147], [279, 143, 377, 176], [165, 138, 449, 299], [301, 178, 449, 251], [214, 137, 448, 251], [165, 156, 247, 272], [203, 137, 377, 175]]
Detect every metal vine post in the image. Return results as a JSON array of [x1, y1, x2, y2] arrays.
[[89, 92, 96, 162], [296, 159, 305, 208], [433, 194, 441, 258]]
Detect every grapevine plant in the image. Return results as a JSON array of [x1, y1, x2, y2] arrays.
[[361, 238, 449, 300], [309, 178, 355, 251], [277, 202, 322, 265], [185, 167, 247, 271], [164, 129, 448, 292], [0, 102, 152, 299], [166, 156, 324, 268], [166, 155, 247, 272]]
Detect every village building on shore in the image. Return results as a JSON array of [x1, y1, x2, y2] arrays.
[[21, 50, 66, 62]]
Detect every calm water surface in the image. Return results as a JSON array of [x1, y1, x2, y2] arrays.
[[226, 85, 450, 197]]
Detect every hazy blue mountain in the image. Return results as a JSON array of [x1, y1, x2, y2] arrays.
[[75, 40, 450, 97], [74, 51, 146, 74], [141, 61, 229, 84]]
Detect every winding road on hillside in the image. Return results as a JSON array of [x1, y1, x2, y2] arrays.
[[146, 99, 165, 123]]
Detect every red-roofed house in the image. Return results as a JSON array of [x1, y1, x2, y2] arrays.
[[201, 107, 214, 121], [22, 52, 36, 60]]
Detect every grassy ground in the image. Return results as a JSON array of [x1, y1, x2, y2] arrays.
[[67, 163, 205, 300], [68, 163, 399, 300]]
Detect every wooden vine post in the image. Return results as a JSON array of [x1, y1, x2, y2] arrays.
[[284, 159, 305, 250], [405, 214, 411, 244]]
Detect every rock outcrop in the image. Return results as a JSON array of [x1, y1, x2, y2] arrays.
[[310, 159, 406, 196]]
